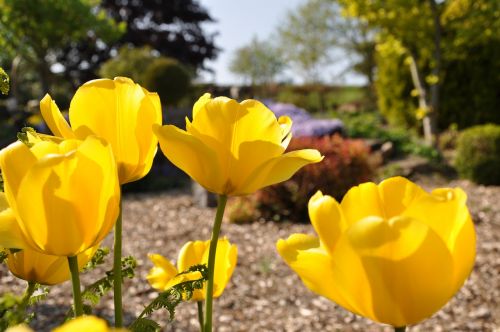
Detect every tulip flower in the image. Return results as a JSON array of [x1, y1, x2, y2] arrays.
[[40, 77, 162, 184], [40, 77, 161, 325], [6, 246, 97, 286], [277, 176, 476, 330], [147, 238, 237, 301], [52, 315, 129, 332], [153, 93, 323, 196], [0, 136, 120, 257]]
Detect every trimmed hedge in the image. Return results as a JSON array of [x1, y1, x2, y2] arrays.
[[455, 124, 500, 185]]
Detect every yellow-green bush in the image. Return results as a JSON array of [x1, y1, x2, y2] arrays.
[[455, 124, 500, 185]]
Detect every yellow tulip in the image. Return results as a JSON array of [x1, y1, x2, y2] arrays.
[[6, 245, 97, 286], [52, 315, 129, 332], [277, 176, 476, 328], [153, 93, 323, 195], [0, 136, 120, 257], [5, 324, 33, 332], [147, 238, 237, 300], [40, 77, 162, 184]]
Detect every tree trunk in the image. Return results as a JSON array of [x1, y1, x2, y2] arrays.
[[407, 51, 433, 143]]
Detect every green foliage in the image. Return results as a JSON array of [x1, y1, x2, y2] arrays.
[[0, 0, 123, 64], [438, 40, 500, 129], [79, 255, 137, 310], [229, 37, 285, 85], [82, 247, 110, 272], [0, 282, 48, 330], [141, 58, 191, 106], [252, 136, 374, 222], [0, 67, 9, 95], [278, 0, 338, 82], [276, 85, 366, 113], [129, 264, 208, 332], [0, 249, 7, 263], [98, 46, 158, 83], [374, 37, 418, 128], [455, 124, 500, 185]]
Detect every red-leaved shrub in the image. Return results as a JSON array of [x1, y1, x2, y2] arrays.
[[227, 135, 374, 223]]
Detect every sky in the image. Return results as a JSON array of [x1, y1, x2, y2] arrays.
[[197, 0, 365, 86]]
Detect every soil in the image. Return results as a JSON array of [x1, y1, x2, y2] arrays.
[[0, 176, 498, 332]]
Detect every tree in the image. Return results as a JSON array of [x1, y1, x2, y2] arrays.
[[338, 0, 500, 145], [56, 0, 219, 85], [277, 0, 338, 83], [229, 37, 285, 86], [0, 0, 122, 96]]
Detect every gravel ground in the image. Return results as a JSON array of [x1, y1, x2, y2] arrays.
[[0, 178, 498, 332]]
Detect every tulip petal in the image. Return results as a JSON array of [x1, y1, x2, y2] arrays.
[[403, 187, 476, 292], [0, 201, 26, 249], [378, 176, 427, 218], [153, 124, 223, 193], [278, 116, 293, 149], [308, 191, 347, 255], [238, 149, 323, 195], [340, 182, 385, 223], [206, 238, 237, 298], [147, 253, 179, 291], [39, 94, 75, 139], [69, 77, 160, 183], [338, 215, 455, 326], [15, 137, 118, 256], [177, 241, 208, 272], [276, 234, 360, 315], [188, 97, 284, 179]]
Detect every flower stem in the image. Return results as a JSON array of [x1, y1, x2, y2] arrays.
[[197, 301, 204, 332], [204, 194, 228, 332], [68, 255, 83, 316], [394, 326, 406, 332], [19, 281, 37, 311], [113, 197, 123, 327]]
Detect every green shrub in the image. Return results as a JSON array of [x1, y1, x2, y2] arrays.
[[252, 135, 374, 223], [142, 58, 191, 106], [455, 124, 500, 185], [98, 46, 156, 83]]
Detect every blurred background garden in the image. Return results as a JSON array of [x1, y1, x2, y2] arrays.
[[0, 0, 499, 331]]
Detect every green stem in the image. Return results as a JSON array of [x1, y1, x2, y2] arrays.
[[113, 197, 123, 327], [19, 281, 37, 311], [68, 255, 83, 316], [394, 326, 406, 332], [197, 301, 204, 332], [203, 194, 228, 332]]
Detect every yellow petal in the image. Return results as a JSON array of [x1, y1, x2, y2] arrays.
[[39, 94, 75, 139], [0, 141, 37, 208], [7, 245, 97, 285], [153, 124, 223, 193], [308, 191, 347, 255], [69, 77, 161, 184], [338, 215, 455, 326], [5, 324, 34, 332], [403, 187, 476, 292], [378, 176, 427, 218], [52, 315, 112, 332], [278, 116, 292, 149], [204, 237, 237, 298], [0, 193, 26, 249], [177, 240, 208, 300], [188, 97, 284, 181], [177, 241, 208, 272], [192, 93, 212, 119], [237, 149, 323, 195], [15, 137, 119, 256], [276, 234, 359, 315], [340, 182, 385, 223], [147, 253, 179, 291]]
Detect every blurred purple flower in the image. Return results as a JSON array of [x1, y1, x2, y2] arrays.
[[267, 102, 344, 137]]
